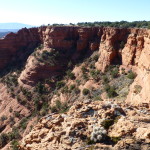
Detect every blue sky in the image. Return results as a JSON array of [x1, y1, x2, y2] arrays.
[[0, 0, 149, 25]]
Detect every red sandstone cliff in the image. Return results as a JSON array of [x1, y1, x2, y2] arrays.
[[0, 28, 41, 70], [0, 27, 150, 104], [0, 26, 150, 149]]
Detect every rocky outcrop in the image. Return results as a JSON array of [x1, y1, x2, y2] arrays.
[[18, 26, 102, 87], [0, 26, 150, 105], [95, 28, 128, 71], [19, 100, 150, 150], [0, 28, 41, 70], [95, 28, 150, 105]]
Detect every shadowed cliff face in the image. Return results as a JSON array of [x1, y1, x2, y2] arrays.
[[0, 28, 41, 71]]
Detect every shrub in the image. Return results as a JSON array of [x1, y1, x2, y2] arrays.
[[127, 71, 136, 79], [82, 88, 90, 95], [102, 76, 109, 84], [101, 119, 114, 129], [56, 81, 65, 89], [66, 70, 75, 80], [35, 82, 47, 94], [0, 133, 9, 148], [9, 107, 13, 113], [8, 127, 20, 141], [93, 96, 102, 101], [83, 73, 89, 81], [104, 84, 118, 98], [81, 66, 88, 73], [9, 116, 15, 126], [90, 70, 100, 81], [14, 112, 20, 118], [74, 87, 81, 94], [19, 117, 28, 130], [134, 85, 142, 94], [61, 86, 69, 93], [51, 100, 69, 113], [111, 68, 119, 78], [11, 140, 19, 150], [70, 84, 76, 90], [76, 80, 81, 85], [111, 136, 121, 144], [0, 115, 7, 121], [92, 54, 99, 61]]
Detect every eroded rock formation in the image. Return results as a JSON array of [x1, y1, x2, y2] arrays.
[[0, 26, 150, 149]]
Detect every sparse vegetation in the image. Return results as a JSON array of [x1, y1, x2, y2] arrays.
[[66, 70, 75, 80], [77, 21, 150, 29], [56, 81, 65, 89], [101, 119, 114, 129], [104, 84, 118, 98], [127, 71, 136, 79], [111, 68, 119, 78], [51, 100, 69, 113], [82, 88, 90, 95], [134, 85, 142, 94]]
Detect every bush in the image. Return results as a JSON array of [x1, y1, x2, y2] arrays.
[[70, 84, 76, 90], [51, 100, 69, 113], [56, 81, 65, 89], [101, 119, 114, 129], [104, 84, 117, 98], [111, 136, 121, 144], [81, 65, 88, 73], [0, 115, 7, 121], [8, 127, 20, 141], [11, 140, 19, 150], [127, 71, 136, 79], [83, 73, 89, 81], [134, 85, 142, 94], [35, 82, 47, 94], [66, 70, 75, 80], [102, 76, 109, 84], [93, 96, 102, 101], [61, 86, 69, 93], [82, 88, 90, 95], [19, 117, 28, 130], [90, 69, 100, 81], [9, 116, 15, 126], [111, 68, 119, 78], [0, 133, 9, 148], [74, 87, 80, 94], [93, 54, 99, 61]]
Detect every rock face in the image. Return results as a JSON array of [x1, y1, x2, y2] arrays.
[[95, 28, 150, 105], [0, 28, 41, 70], [0, 26, 150, 149], [19, 100, 150, 150], [18, 26, 102, 87], [0, 26, 150, 104], [0, 83, 30, 134]]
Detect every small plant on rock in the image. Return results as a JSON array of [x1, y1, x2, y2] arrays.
[[82, 88, 90, 95], [90, 126, 107, 142], [127, 71, 136, 79]]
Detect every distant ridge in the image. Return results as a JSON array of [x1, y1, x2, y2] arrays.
[[0, 23, 35, 29], [0, 23, 36, 38]]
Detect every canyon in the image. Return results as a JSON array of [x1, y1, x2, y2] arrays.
[[0, 26, 150, 149]]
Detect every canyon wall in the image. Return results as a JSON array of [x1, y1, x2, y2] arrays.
[[0, 26, 150, 105], [0, 27, 41, 70]]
